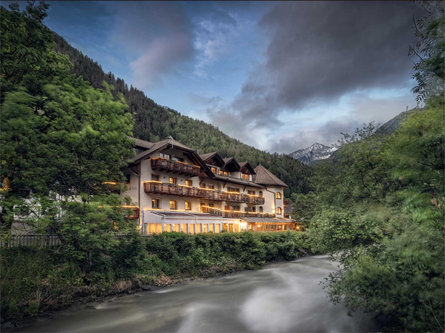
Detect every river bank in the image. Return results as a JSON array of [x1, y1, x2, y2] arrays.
[[1, 232, 310, 329], [4, 255, 377, 333]]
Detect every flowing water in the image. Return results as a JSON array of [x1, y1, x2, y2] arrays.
[[9, 255, 377, 333]]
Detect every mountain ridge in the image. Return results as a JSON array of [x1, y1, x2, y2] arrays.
[[51, 33, 312, 195], [289, 108, 420, 165]]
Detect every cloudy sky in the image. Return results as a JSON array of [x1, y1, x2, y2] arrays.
[[41, 1, 423, 152]]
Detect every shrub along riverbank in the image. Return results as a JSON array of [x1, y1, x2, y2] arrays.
[[0, 231, 308, 325]]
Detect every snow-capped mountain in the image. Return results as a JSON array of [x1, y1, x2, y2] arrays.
[[289, 143, 338, 165]]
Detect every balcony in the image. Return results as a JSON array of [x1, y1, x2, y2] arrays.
[[201, 206, 275, 218], [151, 157, 200, 176], [144, 182, 207, 198], [248, 196, 265, 205], [119, 206, 140, 219], [144, 182, 265, 205]]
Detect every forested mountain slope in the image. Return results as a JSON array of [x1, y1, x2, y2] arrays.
[[53, 34, 311, 196]]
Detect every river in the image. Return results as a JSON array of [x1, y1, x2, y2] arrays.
[[9, 255, 376, 333]]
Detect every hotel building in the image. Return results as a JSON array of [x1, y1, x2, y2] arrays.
[[121, 137, 298, 234]]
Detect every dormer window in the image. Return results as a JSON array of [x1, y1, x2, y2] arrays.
[[160, 153, 170, 160], [241, 173, 249, 180], [276, 192, 282, 199], [219, 170, 229, 176], [211, 167, 217, 174]]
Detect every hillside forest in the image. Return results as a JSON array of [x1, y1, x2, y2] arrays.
[[0, 1, 444, 332]]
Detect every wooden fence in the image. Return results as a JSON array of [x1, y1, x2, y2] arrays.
[[0, 233, 152, 248], [0, 234, 61, 248]]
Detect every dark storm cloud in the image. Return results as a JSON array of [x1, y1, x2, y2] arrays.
[[108, 2, 195, 90], [209, 1, 423, 132], [268, 91, 415, 153]]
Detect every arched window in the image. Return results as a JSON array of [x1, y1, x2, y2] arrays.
[[276, 207, 282, 215], [276, 192, 282, 199], [259, 206, 263, 213]]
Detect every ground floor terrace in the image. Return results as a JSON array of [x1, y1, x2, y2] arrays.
[[141, 211, 300, 235]]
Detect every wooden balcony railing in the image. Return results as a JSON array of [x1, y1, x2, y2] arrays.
[[145, 182, 265, 204], [201, 206, 275, 218], [248, 196, 265, 205], [120, 206, 140, 219], [151, 157, 200, 176], [144, 182, 207, 198]]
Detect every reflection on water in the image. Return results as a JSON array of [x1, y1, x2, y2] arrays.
[[8, 255, 376, 333]]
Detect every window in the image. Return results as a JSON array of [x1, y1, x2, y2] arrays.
[[185, 201, 192, 210], [169, 177, 177, 184], [227, 187, 239, 193], [151, 174, 160, 181], [185, 179, 192, 187], [241, 173, 249, 180], [207, 184, 215, 190], [248, 190, 256, 195], [219, 170, 229, 176], [211, 167, 217, 174], [259, 206, 263, 213], [160, 153, 170, 159], [200, 183, 206, 188], [152, 198, 160, 209], [276, 207, 282, 215], [169, 200, 177, 210], [125, 174, 131, 183], [276, 192, 282, 199], [259, 191, 263, 197]]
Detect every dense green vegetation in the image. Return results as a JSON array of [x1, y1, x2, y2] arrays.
[[52, 34, 312, 197], [1, 232, 307, 322], [294, 4, 445, 330], [1, 1, 444, 332]]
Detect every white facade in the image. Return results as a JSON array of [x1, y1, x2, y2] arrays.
[[121, 138, 290, 234]]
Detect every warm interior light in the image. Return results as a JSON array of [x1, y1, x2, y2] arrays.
[[102, 181, 118, 185]]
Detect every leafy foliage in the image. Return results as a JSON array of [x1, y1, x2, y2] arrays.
[[306, 101, 445, 331]]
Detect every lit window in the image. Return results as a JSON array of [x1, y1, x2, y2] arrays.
[[276, 192, 282, 199], [152, 199, 160, 209], [219, 170, 229, 176], [276, 207, 282, 215], [211, 167, 217, 174], [185, 179, 192, 187], [151, 174, 160, 181], [169, 177, 177, 184], [169, 200, 177, 210], [185, 201, 192, 210], [241, 173, 249, 180]]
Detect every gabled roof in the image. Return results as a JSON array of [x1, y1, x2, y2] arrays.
[[213, 175, 264, 188], [130, 138, 193, 164], [200, 152, 225, 167], [253, 165, 287, 188], [128, 137, 213, 177], [239, 161, 256, 175], [223, 157, 240, 171], [132, 137, 154, 150]]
